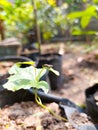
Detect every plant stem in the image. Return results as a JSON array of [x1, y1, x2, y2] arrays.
[[34, 91, 67, 122], [36, 67, 45, 81]]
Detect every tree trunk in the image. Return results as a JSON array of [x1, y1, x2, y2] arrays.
[[0, 19, 5, 40], [32, 0, 41, 54]]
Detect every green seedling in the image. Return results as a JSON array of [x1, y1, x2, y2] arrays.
[[3, 62, 59, 93], [3, 61, 67, 121]]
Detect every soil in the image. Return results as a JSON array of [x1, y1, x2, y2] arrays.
[[0, 42, 98, 129], [0, 101, 92, 130], [0, 62, 14, 76], [0, 101, 75, 130]]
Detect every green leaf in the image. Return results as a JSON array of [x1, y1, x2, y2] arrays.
[[72, 28, 96, 35], [3, 79, 32, 92], [8, 64, 21, 74], [16, 61, 35, 67], [42, 64, 59, 76], [3, 62, 49, 93], [35, 68, 47, 81], [67, 11, 84, 19], [81, 16, 91, 28], [36, 81, 49, 93], [86, 5, 96, 13], [9, 65, 36, 80], [93, 0, 98, 4], [49, 68, 59, 76], [0, 0, 12, 7], [3, 62, 59, 93]]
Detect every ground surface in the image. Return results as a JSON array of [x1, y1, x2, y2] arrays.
[[0, 101, 78, 130]]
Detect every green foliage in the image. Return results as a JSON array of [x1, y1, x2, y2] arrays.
[[93, 0, 98, 4], [1, 0, 34, 40], [34, 0, 67, 40], [3, 0, 98, 41], [67, 2, 98, 36], [71, 27, 96, 35], [1, 0, 67, 41], [3, 62, 59, 93]]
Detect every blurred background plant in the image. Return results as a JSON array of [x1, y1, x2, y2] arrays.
[[1, 0, 98, 44], [0, 0, 67, 43], [0, 0, 34, 42], [66, 0, 98, 42]]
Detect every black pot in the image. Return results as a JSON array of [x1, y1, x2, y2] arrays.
[[0, 55, 32, 62], [0, 89, 75, 108], [21, 51, 39, 62], [85, 84, 98, 122], [37, 53, 63, 90]]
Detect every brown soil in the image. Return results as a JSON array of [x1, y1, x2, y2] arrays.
[[0, 62, 14, 76], [0, 101, 76, 130]]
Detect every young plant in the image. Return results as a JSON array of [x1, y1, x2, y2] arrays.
[[3, 61, 59, 93], [3, 61, 67, 121], [3, 62, 43, 92]]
